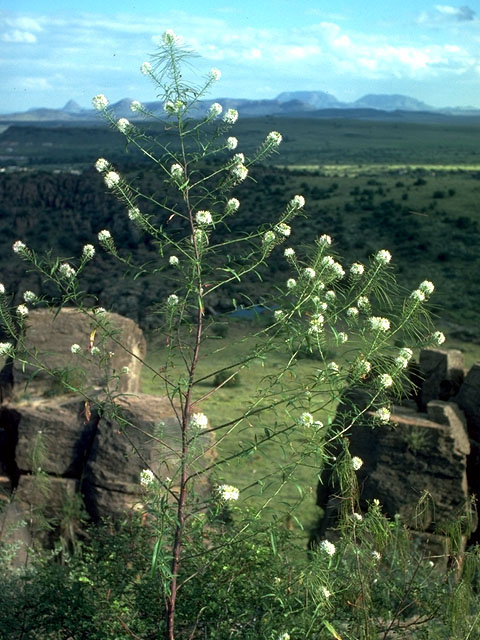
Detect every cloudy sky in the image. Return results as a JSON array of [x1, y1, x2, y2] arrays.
[[1, 1, 479, 113]]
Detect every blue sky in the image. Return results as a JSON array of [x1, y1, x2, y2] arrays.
[[1, 1, 479, 113]]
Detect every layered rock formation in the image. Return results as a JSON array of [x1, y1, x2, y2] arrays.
[[316, 348, 479, 553], [0, 308, 215, 564]]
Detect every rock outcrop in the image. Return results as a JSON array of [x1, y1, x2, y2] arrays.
[[316, 348, 479, 553], [0, 308, 215, 561]]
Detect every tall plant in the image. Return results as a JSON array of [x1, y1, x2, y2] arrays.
[[0, 30, 452, 640]]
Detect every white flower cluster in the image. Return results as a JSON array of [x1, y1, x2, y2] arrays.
[[275, 223, 291, 237], [319, 539, 336, 556], [337, 332, 348, 344], [23, 290, 37, 303], [355, 359, 371, 377], [140, 468, 155, 486], [217, 484, 239, 501], [162, 29, 181, 45], [378, 373, 394, 389], [375, 407, 391, 423], [278, 633, 291, 640], [303, 267, 316, 280], [170, 163, 184, 179], [95, 157, 109, 172], [327, 361, 339, 374], [58, 263, 76, 279], [169, 255, 179, 267], [82, 244, 95, 260], [325, 290, 336, 302], [263, 231, 276, 246], [209, 67, 221, 81], [104, 171, 120, 189], [369, 316, 390, 332], [128, 207, 141, 221], [308, 313, 324, 335], [318, 234, 332, 247], [209, 102, 223, 117], [432, 331, 446, 345], [223, 108, 238, 125], [230, 163, 248, 182], [347, 307, 359, 318], [266, 131, 282, 146], [350, 262, 365, 277], [226, 198, 240, 213], [117, 118, 131, 134], [298, 412, 314, 427], [92, 94, 108, 110], [98, 229, 112, 243], [12, 240, 27, 255], [274, 309, 285, 321], [140, 61, 152, 75], [16, 304, 29, 318], [196, 210, 213, 226], [352, 456, 363, 471], [0, 342, 13, 357], [167, 294, 179, 307], [226, 136, 238, 150], [189, 412, 208, 430], [0, 283, 5, 295], [375, 249, 392, 265], [286, 278, 296, 290], [284, 247, 295, 259], [291, 194, 305, 209], [130, 100, 143, 112], [71, 343, 81, 354], [357, 295, 370, 311], [395, 346, 413, 369], [320, 255, 344, 278]]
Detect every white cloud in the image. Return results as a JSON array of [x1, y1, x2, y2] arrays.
[[435, 5, 476, 21], [2, 30, 37, 43]]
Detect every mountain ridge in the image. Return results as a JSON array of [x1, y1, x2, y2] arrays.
[[2, 90, 479, 122]]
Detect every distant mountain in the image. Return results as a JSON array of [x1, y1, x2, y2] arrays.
[[352, 94, 432, 111], [1, 91, 479, 123]]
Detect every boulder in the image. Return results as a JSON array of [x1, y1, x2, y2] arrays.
[[9, 307, 146, 397], [83, 394, 216, 521], [419, 348, 464, 410], [455, 362, 480, 441]]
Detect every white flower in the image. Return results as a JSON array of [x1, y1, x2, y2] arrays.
[[327, 361, 339, 373], [226, 136, 238, 150], [275, 223, 291, 237], [278, 633, 291, 640], [263, 230, 276, 245], [16, 304, 29, 318], [170, 163, 184, 179], [13, 240, 27, 254], [321, 256, 334, 268], [196, 210, 213, 226], [371, 550, 381, 561], [104, 171, 120, 188], [190, 412, 208, 430], [291, 194, 305, 209], [357, 296, 370, 310], [130, 100, 143, 112], [303, 267, 316, 279], [98, 229, 112, 243], [140, 61, 152, 75], [322, 587, 331, 598], [94, 307, 106, 315], [230, 164, 248, 182], [411, 289, 426, 303], [92, 94, 108, 110], [318, 234, 332, 247], [117, 118, 131, 134], [375, 249, 392, 264], [128, 207, 141, 221], [208, 102, 223, 117], [378, 373, 394, 389], [0, 342, 13, 356], [71, 344, 81, 354], [274, 309, 285, 321], [419, 280, 435, 296], [266, 131, 282, 146], [95, 157, 109, 172], [347, 307, 359, 318], [432, 331, 446, 345], [332, 261, 345, 278], [325, 290, 336, 302], [0, 284, 4, 295], [162, 29, 180, 45], [140, 469, 155, 486], [232, 152, 245, 165], [226, 198, 240, 213], [286, 278, 297, 290], [350, 262, 364, 276], [319, 539, 336, 556], [209, 67, 221, 81], [217, 484, 239, 501], [82, 244, 95, 260], [90, 346, 101, 356], [356, 359, 371, 377], [395, 355, 410, 369], [352, 512, 363, 522], [369, 316, 390, 332], [169, 255, 179, 266], [298, 412, 314, 427], [167, 294, 179, 307], [223, 108, 238, 124], [352, 456, 363, 471], [375, 407, 391, 423], [284, 247, 295, 258], [121, 366, 129, 374], [58, 263, 76, 279], [337, 332, 348, 344], [23, 290, 37, 303], [399, 347, 413, 361]]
